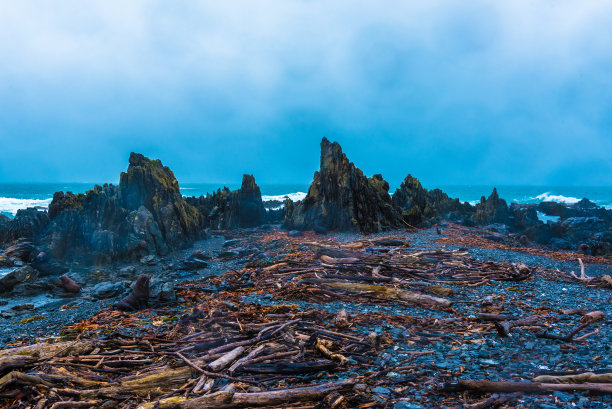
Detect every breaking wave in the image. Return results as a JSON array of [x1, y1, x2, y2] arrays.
[[534, 192, 581, 204], [0, 197, 52, 216], [262, 192, 307, 202]]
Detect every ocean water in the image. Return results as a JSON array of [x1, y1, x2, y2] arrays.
[[0, 182, 611, 218]]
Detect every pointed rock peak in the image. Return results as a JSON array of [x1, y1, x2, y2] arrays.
[[320, 137, 348, 170], [241, 174, 259, 191], [368, 174, 390, 196], [120, 153, 181, 210], [489, 187, 499, 200], [401, 174, 424, 191]]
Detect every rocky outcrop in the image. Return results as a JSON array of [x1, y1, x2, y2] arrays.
[[283, 137, 402, 233], [0, 208, 49, 245], [472, 188, 509, 226], [24, 153, 202, 264], [185, 174, 267, 230], [391, 175, 473, 226]]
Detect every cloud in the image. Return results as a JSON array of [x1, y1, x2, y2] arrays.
[[0, 1, 611, 185]]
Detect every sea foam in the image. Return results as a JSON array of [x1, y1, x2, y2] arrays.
[[0, 197, 52, 216], [534, 192, 581, 204], [262, 192, 307, 202]]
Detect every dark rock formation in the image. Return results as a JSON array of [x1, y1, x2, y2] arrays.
[[185, 174, 267, 229], [472, 188, 510, 225], [391, 175, 472, 226], [119, 153, 201, 248], [0, 209, 49, 245], [0, 266, 38, 293], [284, 138, 403, 233], [39, 153, 202, 263]]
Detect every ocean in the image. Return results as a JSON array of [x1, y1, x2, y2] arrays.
[[1, 182, 611, 218]]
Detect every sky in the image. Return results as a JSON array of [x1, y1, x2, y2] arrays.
[[0, 1, 611, 187]]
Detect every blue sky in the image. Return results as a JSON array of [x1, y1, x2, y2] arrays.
[[0, 1, 611, 186]]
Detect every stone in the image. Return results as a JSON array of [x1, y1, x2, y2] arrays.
[[11, 303, 34, 311], [140, 255, 157, 265], [0, 266, 39, 293], [149, 278, 176, 303], [287, 230, 303, 237], [92, 281, 125, 299], [283, 138, 403, 233]]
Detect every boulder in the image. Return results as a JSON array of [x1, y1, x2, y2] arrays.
[[92, 281, 125, 299], [283, 137, 402, 233], [0, 266, 39, 293]]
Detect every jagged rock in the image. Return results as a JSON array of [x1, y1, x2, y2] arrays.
[[392, 175, 472, 226], [149, 278, 176, 303], [186, 174, 267, 229], [120, 153, 201, 248], [472, 188, 509, 225], [284, 138, 402, 233], [182, 250, 209, 270], [40, 153, 202, 264], [0, 266, 38, 293], [3, 240, 37, 263], [0, 208, 49, 245]]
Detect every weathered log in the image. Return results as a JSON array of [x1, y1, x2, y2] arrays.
[[494, 316, 539, 337], [533, 372, 612, 384], [238, 360, 337, 374], [0, 355, 37, 373], [316, 281, 452, 307], [208, 346, 245, 372], [446, 379, 612, 394], [464, 392, 522, 409], [137, 390, 234, 409]]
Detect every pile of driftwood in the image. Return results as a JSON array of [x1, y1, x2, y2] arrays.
[[0, 229, 610, 408], [225, 235, 534, 311], [0, 307, 367, 408]]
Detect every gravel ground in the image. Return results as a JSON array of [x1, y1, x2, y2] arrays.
[[0, 227, 610, 407]]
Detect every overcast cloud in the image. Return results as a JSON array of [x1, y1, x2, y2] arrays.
[[0, 1, 611, 186]]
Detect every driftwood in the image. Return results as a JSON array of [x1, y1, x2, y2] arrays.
[[137, 380, 354, 409], [447, 379, 612, 394]]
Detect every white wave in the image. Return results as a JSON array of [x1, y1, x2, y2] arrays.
[[0, 197, 52, 216], [262, 192, 307, 202], [534, 192, 581, 204], [536, 211, 560, 223]]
